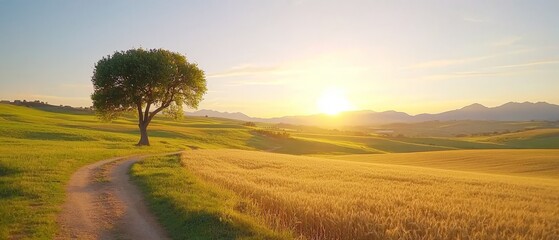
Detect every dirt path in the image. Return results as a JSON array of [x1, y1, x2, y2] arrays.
[[56, 155, 171, 240]]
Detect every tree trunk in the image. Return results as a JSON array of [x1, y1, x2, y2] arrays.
[[137, 124, 150, 146]]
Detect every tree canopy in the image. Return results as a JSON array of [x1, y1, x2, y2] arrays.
[[91, 48, 207, 145]]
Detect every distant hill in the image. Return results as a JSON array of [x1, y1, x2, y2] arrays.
[[415, 102, 559, 122], [186, 102, 559, 126], [185, 109, 253, 121]]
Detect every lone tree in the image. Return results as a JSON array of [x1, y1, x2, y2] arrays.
[[91, 48, 206, 146]]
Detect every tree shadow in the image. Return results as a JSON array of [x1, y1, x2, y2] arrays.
[[23, 132, 94, 141], [0, 163, 30, 199], [59, 123, 192, 139]]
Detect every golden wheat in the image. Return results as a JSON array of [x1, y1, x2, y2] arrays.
[[181, 149, 559, 240]]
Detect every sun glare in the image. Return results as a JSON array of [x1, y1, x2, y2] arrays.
[[317, 88, 352, 115]]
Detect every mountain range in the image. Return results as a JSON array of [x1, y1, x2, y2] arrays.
[[186, 102, 559, 126]]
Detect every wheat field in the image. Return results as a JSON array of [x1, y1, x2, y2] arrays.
[[329, 149, 559, 178], [180, 149, 559, 240]]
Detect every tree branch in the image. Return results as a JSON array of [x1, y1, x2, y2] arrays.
[[143, 102, 151, 126], [147, 105, 166, 123], [147, 92, 175, 123], [136, 103, 144, 124]]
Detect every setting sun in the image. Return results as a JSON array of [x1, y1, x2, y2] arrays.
[[317, 88, 352, 115]]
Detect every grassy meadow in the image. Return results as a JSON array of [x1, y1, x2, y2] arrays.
[[0, 103, 256, 239], [0, 104, 176, 239], [472, 128, 559, 148], [1, 103, 559, 239]]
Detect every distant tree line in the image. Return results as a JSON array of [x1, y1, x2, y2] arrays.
[[253, 129, 291, 139], [455, 128, 534, 138], [2, 100, 93, 111], [243, 122, 256, 127]]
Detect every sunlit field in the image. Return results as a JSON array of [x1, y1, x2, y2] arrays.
[[2, 103, 559, 239], [133, 150, 559, 240], [330, 149, 559, 178]]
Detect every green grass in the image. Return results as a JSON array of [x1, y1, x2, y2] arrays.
[[289, 132, 504, 153], [131, 154, 292, 240], [247, 134, 378, 155], [392, 136, 506, 149], [472, 128, 559, 148], [0, 104, 259, 239], [0, 105, 180, 238]]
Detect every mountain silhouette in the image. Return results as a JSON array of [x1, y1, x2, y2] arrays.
[[186, 102, 559, 126], [414, 102, 559, 122]]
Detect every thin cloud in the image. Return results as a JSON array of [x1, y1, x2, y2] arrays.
[[408, 55, 493, 69], [409, 58, 558, 82], [207, 64, 288, 78], [463, 16, 487, 23], [488, 59, 559, 69], [491, 36, 522, 47], [407, 48, 535, 70], [226, 80, 284, 86], [415, 70, 510, 82]]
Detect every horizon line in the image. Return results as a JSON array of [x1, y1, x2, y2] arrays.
[[2, 99, 557, 119]]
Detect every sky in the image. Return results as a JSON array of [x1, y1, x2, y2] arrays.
[[1, 0, 558, 117]]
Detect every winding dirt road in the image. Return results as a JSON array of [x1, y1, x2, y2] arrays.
[[56, 155, 171, 240]]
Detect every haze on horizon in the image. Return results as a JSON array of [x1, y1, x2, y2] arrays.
[[1, 0, 559, 118]]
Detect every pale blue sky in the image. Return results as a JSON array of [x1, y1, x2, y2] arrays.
[[1, 0, 558, 117]]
